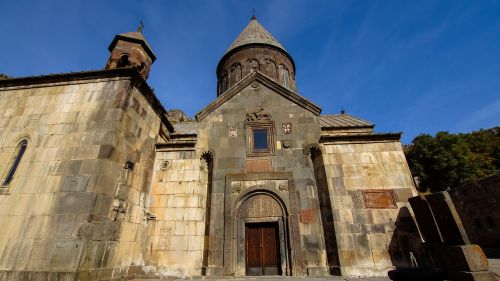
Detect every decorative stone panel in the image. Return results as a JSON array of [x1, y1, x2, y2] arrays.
[[240, 194, 283, 218], [362, 190, 397, 209]]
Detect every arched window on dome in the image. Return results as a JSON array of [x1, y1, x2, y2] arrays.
[[230, 63, 242, 85], [279, 65, 290, 89], [247, 59, 260, 73], [2, 140, 28, 186], [263, 59, 277, 80]]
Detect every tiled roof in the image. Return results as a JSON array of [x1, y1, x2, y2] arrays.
[[319, 114, 374, 128], [173, 122, 198, 135], [226, 17, 286, 54]]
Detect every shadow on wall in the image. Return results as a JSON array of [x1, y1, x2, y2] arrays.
[[388, 206, 430, 270]]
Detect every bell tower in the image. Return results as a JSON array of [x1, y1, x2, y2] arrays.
[[105, 23, 156, 80]]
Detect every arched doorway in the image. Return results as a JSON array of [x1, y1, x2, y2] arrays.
[[235, 191, 290, 276]]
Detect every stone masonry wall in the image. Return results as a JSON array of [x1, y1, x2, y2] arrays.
[[148, 150, 208, 276], [78, 82, 164, 280], [198, 80, 329, 276], [0, 75, 164, 280], [449, 174, 500, 254], [318, 141, 418, 277]]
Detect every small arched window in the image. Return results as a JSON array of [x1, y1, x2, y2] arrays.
[[116, 54, 130, 67], [2, 140, 28, 186], [279, 65, 290, 89]]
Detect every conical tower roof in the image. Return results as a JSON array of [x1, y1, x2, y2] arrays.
[[226, 16, 286, 54]]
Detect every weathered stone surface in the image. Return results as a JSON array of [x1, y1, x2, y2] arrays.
[[0, 17, 421, 280], [441, 245, 490, 272], [425, 192, 470, 245]]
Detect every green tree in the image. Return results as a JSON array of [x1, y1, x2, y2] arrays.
[[404, 127, 500, 192]]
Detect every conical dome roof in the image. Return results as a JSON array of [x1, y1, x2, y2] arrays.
[[226, 16, 286, 54]]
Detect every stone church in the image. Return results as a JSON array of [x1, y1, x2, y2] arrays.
[[0, 17, 418, 280]]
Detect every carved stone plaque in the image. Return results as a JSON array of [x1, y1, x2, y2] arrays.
[[363, 190, 397, 208], [246, 107, 272, 122], [282, 122, 292, 134], [160, 160, 169, 170], [246, 158, 271, 173], [300, 209, 317, 224], [240, 194, 283, 218], [158, 228, 172, 250], [229, 127, 237, 137]]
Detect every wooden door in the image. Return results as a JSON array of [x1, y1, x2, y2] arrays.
[[245, 222, 281, 276]]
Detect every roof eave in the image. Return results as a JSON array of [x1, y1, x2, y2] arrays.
[[320, 132, 402, 143], [216, 43, 296, 78], [196, 71, 321, 121], [0, 67, 173, 133]]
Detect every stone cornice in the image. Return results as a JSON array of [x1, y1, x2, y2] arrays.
[[320, 132, 402, 143], [0, 67, 174, 133]]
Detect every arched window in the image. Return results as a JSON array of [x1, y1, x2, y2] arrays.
[[247, 59, 260, 73], [116, 54, 130, 67], [279, 65, 290, 89], [263, 59, 277, 80], [230, 63, 242, 85], [2, 140, 27, 186]]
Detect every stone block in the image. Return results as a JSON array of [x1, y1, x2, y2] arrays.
[[60, 175, 91, 192], [49, 240, 84, 271], [71, 145, 100, 160], [337, 249, 356, 267], [307, 266, 329, 277], [169, 236, 189, 251], [393, 187, 415, 202], [426, 192, 469, 245], [441, 245, 490, 272], [369, 233, 388, 250], [52, 192, 95, 214], [337, 234, 354, 250], [372, 249, 392, 267], [408, 196, 442, 243], [188, 236, 205, 251]]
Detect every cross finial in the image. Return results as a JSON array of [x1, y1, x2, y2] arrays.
[[137, 20, 144, 33], [251, 8, 256, 20], [340, 106, 346, 114]]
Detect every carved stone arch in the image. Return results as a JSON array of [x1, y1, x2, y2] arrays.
[[303, 143, 322, 157], [221, 71, 229, 93], [246, 58, 260, 73], [229, 63, 242, 85], [263, 58, 278, 80], [278, 64, 291, 88], [239, 194, 283, 218], [1, 135, 32, 187], [200, 150, 214, 163], [234, 186, 290, 218], [231, 187, 293, 276], [116, 53, 131, 67], [5, 133, 33, 151]]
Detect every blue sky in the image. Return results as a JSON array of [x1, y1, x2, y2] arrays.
[[1, 1, 499, 143]]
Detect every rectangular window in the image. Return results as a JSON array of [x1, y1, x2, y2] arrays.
[[253, 128, 268, 150], [246, 122, 275, 156]]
